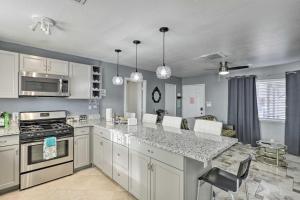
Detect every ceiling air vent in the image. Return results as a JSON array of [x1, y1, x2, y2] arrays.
[[198, 52, 227, 61], [72, 0, 87, 5]]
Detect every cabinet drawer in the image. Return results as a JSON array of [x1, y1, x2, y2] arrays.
[[74, 127, 90, 136], [113, 165, 129, 190], [113, 130, 129, 147], [113, 143, 128, 170], [0, 135, 19, 147], [129, 138, 184, 170], [93, 126, 112, 141]]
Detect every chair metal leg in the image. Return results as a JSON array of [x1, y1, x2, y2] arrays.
[[228, 191, 235, 200], [244, 181, 249, 200]]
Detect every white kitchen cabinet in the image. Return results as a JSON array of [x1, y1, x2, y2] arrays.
[[0, 50, 19, 98], [93, 132, 113, 178], [74, 134, 90, 169], [20, 54, 69, 75], [46, 58, 69, 76], [150, 159, 183, 200], [20, 54, 47, 73], [0, 144, 19, 190], [129, 149, 151, 200], [69, 62, 91, 99], [113, 143, 129, 190]]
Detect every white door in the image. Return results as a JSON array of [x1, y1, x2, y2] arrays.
[[46, 58, 69, 75], [69, 63, 91, 99], [101, 138, 113, 178], [182, 84, 205, 118], [0, 145, 19, 190], [0, 50, 19, 98], [151, 159, 184, 200], [165, 84, 177, 116], [74, 135, 90, 169], [20, 54, 47, 73], [129, 149, 151, 200]]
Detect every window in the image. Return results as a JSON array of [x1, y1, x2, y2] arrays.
[[256, 79, 286, 120]]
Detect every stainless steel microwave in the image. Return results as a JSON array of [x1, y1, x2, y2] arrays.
[[19, 71, 70, 97]]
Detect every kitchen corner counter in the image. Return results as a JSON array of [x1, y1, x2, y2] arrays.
[[0, 124, 19, 137]]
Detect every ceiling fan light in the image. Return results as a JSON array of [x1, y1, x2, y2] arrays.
[[219, 70, 229, 75], [130, 72, 143, 82], [112, 76, 123, 85], [156, 65, 171, 79]]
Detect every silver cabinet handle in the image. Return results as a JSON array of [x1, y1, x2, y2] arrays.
[[100, 141, 103, 145], [117, 153, 120, 157], [147, 162, 151, 170], [16, 149, 19, 155], [117, 173, 120, 176], [150, 163, 154, 171]]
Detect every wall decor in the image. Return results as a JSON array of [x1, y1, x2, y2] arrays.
[[152, 87, 161, 103]]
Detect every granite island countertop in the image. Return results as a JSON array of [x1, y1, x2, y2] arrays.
[[69, 120, 238, 164]]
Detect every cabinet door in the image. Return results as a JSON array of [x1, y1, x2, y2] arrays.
[[74, 135, 90, 169], [129, 149, 151, 200], [150, 159, 183, 200], [101, 138, 113, 178], [69, 63, 91, 99], [93, 133, 103, 169], [0, 50, 18, 98], [46, 58, 69, 76], [0, 145, 19, 190], [20, 54, 47, 73]]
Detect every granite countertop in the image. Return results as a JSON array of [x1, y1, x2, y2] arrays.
[[70, 120, 238, 164], [0, 123, 19, 137]]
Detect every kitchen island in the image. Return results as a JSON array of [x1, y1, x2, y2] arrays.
[[70, 121, 238, 200]]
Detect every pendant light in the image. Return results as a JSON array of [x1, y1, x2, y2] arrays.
[[112, 49, 124, 85], [130, 40, 143, 82], [156, 27, 171, 79]]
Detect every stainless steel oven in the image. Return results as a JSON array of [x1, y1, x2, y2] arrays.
[[19, 71, 70, 97], [20, 137, 73, 173]]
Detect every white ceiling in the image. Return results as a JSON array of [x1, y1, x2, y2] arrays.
[[1, 0, 300, 77]]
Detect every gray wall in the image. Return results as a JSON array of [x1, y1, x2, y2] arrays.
[[182, 61, 300, 144], [0, 41, 182, 116]]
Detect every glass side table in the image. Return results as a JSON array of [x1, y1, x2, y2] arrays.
[[256, 140, 287, 167]]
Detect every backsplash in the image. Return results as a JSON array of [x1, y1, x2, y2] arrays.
[[0, 98, 100, 115]]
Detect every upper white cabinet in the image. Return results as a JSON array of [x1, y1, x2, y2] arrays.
[[46, 58, 69, 75], [69, 62, 91, 99], [20, 54, 46, 73], [0, 50, 19, 98], [20, 54, 68, 76]]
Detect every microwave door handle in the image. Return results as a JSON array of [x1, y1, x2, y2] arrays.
[[59, 79, 63, 95]]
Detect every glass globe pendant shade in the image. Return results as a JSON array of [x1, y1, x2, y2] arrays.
[[112, 75, 123, 85], [130, 71, 143, 82], [156, 65, 171, 79]]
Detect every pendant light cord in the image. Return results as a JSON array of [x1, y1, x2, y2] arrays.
[[163, 31, 165, 66], [116, 52, 119, 76], [135, 43, 138, 72]]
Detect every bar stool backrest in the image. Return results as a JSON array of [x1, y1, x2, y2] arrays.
[[237, 155, 252, 180]]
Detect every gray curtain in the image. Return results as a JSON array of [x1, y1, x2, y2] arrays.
[[285, 71, 300, 155], [228, 75, 261, 146]]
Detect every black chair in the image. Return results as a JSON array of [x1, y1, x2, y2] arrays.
[[197, 155, 252, 200]]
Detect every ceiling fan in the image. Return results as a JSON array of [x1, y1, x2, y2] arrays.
[[216, 61, 250, 75]]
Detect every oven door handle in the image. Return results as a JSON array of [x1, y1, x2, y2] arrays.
[[22, 137, 72, 147]]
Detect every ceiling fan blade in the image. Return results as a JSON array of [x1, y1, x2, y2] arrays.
[[228, 65, 249, 70]]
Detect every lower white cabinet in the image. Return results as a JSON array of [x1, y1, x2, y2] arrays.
[[74, 134, 90, 169], [129, 149, 183, 200], [113, 143, 129, 190], [93, 132, 113, 178], [0, 144, 19, 190], [150, 159, 183, 200], [129, 149, 151, 200]]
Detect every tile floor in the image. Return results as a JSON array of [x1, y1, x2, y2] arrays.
[[212, 143, 300, 200], [0, 143, 299, 200], [0, 168, 136, 200]]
